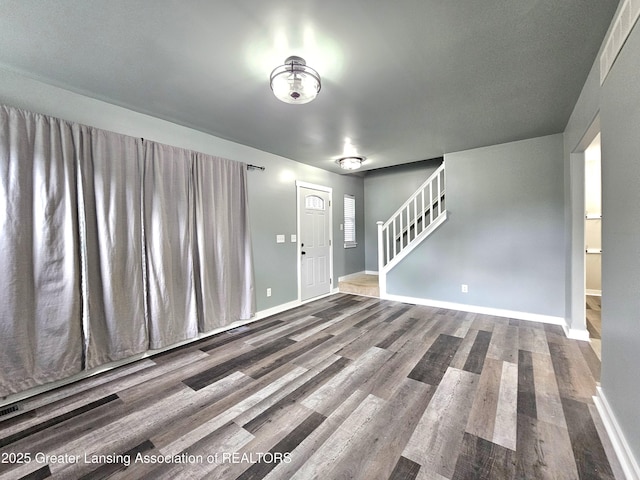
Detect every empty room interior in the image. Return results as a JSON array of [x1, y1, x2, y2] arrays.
[[1, 1, 640, 479]]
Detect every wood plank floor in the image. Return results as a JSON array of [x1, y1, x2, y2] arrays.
[[586, 295, 602, 340], [0, 294, 621, 479]]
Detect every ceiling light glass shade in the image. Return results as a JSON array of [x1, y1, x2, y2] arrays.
[[270, 56, 321, 104], [337, 156, 365, 170]]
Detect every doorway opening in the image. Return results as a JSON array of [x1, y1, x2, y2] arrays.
[[585, 133, 602, 357]]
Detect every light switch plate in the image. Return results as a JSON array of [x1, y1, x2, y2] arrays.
[[290, 234, 297, 243], [276, 235, 285, 243]]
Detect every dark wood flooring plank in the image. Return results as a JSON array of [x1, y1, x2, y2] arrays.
[[465, 357, 503, 444], [337, 319, 403, 360], [9, 359, 155, 415], [244, 315, 322, 347], [531, 352, 565, 429], [450, 328, 479, 370], [486, 322, 518, 366], [408, 334, 463, 385], [235, 412, 326, 480], [519, 326, 551, 355], [517, 349, 537, 419], [463, 330, 492, 374], [18, 466, 51, 480], [115, 346, 257, 405], [183, 337, 296, 391], [287, 393, 387, 480], [403, 368, 480, 479], [242, 334, 334, 380], [143, 421, 255, 480], [516, 414, 580, 480], [452, 432, 516, 480], [0, 394, 119, 448], [324, 303, 391, 337], [207, 402, 315, 480], [578, 341, 601, 382], [311, 298, 364, 319], [198, 319, 285, 352], [260, 388, 370, 479], [376, 318, 418, 350], [242, 357, 350, 434], [351, 378, 435, 480], [153, 367, 305, 455], [388, 456, 421, 480], [561, 397, 615, 480], [381, 304, 413, 323], [301, 346, 393, 417], [470, 314, 500, 332], [291, 326, 368, 370], [77, 439, 154, 480], [548, 341, 597, 403], [352, 306, 391, 329]]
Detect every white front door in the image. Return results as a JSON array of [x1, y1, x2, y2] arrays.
[[299, 185, 332, 301]]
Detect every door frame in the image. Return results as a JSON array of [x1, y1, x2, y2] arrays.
[[569, 114, 600, 339], [296, 181, 334, 302]]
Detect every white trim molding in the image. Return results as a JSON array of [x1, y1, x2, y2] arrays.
[[594, 386, 640, 480], [564, 327, 591, 341], [382, 292, 567, 327]]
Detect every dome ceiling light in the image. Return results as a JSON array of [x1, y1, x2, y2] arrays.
[[270, 56, 321, 105], [336, 156, 366, 170]]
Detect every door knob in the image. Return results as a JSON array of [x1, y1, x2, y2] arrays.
[[301, 251, 306, 255]]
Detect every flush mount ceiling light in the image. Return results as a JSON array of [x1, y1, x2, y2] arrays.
[[336, 156, 366, 170], [270, 56, 321, 104]]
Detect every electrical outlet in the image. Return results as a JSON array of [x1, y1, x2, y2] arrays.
[[461, 284, 468, 293], [266, 288, 272, 297]]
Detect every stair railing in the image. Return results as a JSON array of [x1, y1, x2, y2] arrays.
[[377, 163, 447, 295]]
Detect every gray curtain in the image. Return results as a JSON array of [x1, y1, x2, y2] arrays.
[[0, 106, 83, 396], [194, 153, 255, 332], [143, 141, 198, 349], [76, 127, 148, 368], [0, 104, 256, 396]]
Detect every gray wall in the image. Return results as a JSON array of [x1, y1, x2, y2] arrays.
[[0, 67, 366, 314], [363, 160, 442, 271], [387, 134, 566, 318], [599, 19, 640, 462], [247, 159, 364, 310], [563, 8, 640, 462]]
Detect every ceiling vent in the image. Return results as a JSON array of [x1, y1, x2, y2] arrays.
[[0, 403, 21, 418], [600, 0, 640, 85]]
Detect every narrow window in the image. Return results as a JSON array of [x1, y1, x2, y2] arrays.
[[344, 194, 357, 248]]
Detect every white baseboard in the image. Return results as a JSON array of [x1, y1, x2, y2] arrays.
[[381, 292, 567, 328], [586, 289, 602, 296], [365, 270, 379, 275], [564, 327, 591, 341], [594, 386, 640, 480], [252, 299, 301, 320]]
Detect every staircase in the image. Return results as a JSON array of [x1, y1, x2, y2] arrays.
[[377, 163, 447, 296]]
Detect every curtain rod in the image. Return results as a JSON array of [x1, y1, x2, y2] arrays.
[[247, 164, 265, 171]]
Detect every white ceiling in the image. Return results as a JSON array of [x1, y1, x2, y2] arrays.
[[0, 0, 618, 174]]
